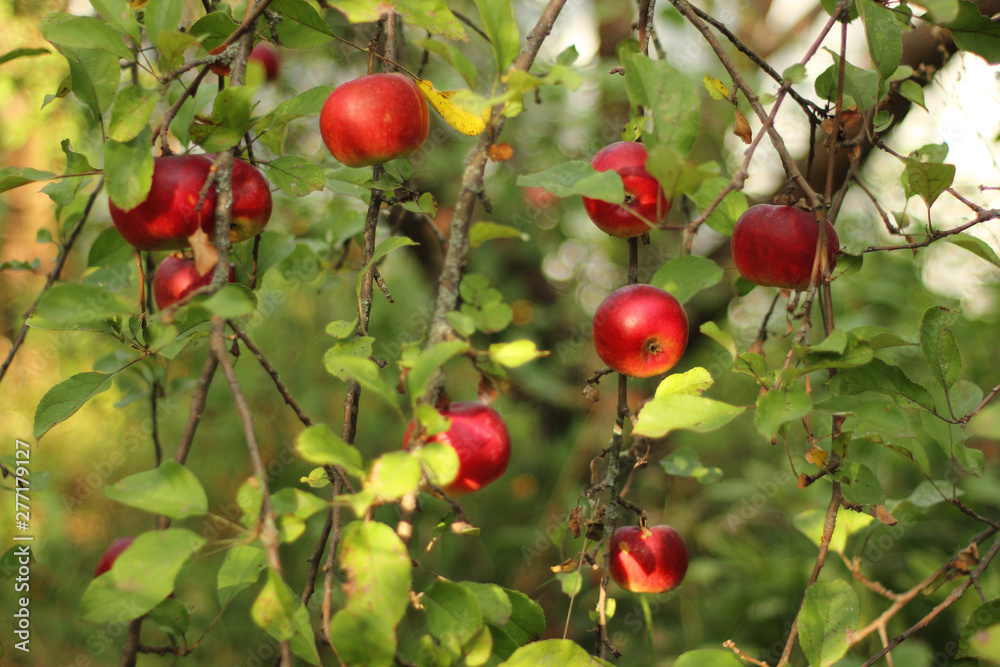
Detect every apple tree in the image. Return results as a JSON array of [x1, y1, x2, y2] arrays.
[[3, 0, 1000, 665]]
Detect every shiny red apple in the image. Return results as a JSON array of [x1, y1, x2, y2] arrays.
[[153, 255, 237, 309], [94, 536, 135, 578], [581, 141, 671, 238], [610, 525, 689, 594], [592, 284, 688, 378], [109, 155, 272, 251], [731, 204, 839, 290], [319, 73, 429, 168], [403, 401, 510, 496]]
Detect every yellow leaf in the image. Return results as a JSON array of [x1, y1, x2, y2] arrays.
[[415, 79, 487, 136], [128, 0, 147, 7], [703, 74, 729, 100]]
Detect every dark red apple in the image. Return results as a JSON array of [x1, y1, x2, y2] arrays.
[[731, 204, 839, 290], [94, 536, 135, 578], [153, 255, 237, 309], [610, 525, 689, 594], [403, 401, 510, 496], [319, 73, 429, 168], [592, 284, 688, 378], [109, 155, 272, 251], [581, 142, 671, 238], [249, 43, 280, 82]]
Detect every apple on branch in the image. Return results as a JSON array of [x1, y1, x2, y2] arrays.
[[582, 141, 671, 238], [319, 73, 430, 168], [731, 204, 839, 290], [109, 154, 272, 252], [592, 284, 688, 378], [153, 254, 237, 310], [403, 401, 510, 496], [609, 524, 689, 594]]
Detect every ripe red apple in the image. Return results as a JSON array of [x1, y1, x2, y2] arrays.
[[592, 284, 688, 378], [403, 402, 510, 496], [249, 43, 280, 82], [609, 525, 689, 594], [581, 142, 671, 238], [94, 536, 135, 577], [109, 155, 272, 251], [319, 73, 429, 168], [153, 255, 237, 309], [731, 204, 839, 290]]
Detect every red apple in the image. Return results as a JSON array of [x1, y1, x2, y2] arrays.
[[249, 43, 280, 82], [581, 142, 671, 238], [403, 402, 510, 496], [319, 73, 429, 168], [153, 255, 237, 309], [731, 204, 839, 290], [94, 536, 135, 578], [610, 525, 689, 594], [109, 155, 272, 251], [592, 284, 688, 378]]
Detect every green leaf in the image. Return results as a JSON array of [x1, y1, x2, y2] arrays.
[[104, 126, 154, 211], [489, 340, 548, 368], [104, 460, 208, 519], [324, 354, 401, 414], [270, 0, 335, 48], [191, 86, 256, 153], [395, 0, 468, 41], [148, 597, 190, 637], [815, 393, 915, 441], [201, 284, 256, 318], [651, 255, 723, 305], [793, 507, 873, 554], [62, 46, 119, 124], [787, 328, 874, 379], [329, 521, 411, 666], [143, 0, 183, 51], [755, 388, 811, 439], [948, 234, 1000, 269], [252, 569, 320, 664], [423, 579, 485, 643], [326, 319, 359, 339], [655, 367, 714, 396], [262, 156, 325, 197], [857, 0, 903, 80], [498, 639, 613, 666], [515, 161, 624, 203], [556, 570, 582, 596], [34, 371, 120, 439], [407, 340, 470, 398], [367, 450, 422, 502], [357, 236, 419, 295], [109, 85, 158, 143], [472, 0, 519, 74], [660, 447, 722, 484], [415, 38, 478, 89], [624, 54, 700, 155], [470, 221, 529, 248], [830, 358, 936, 410], [413, 440, 459, 488], [295, 424, 364, 476], [687, 177, 747, 236], [34, 283, 132, 325], [460, 582, 513, 626], [500, 589, 546, 645], [634, 394, 744, 438], [849, 325, 914, 350], [799, 580, 860, 667], [673, 650, 743, 667], [914, 0, 960, 22], [902, 155, 956, 207], [80, 529, 205, 623], [40, 13, 132, 59], [835, 462, 886, 506], [900, 79, 927, 110], [0, 47, 51, 66], [645, 144, 715, 200], [959, 600, 1000, 658], [188, 12, 239, 50], [217, 544, 268, 607], [920, 306, 962, 390], [946, 1, 1000, 64], [0, 167, 56, 193]]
